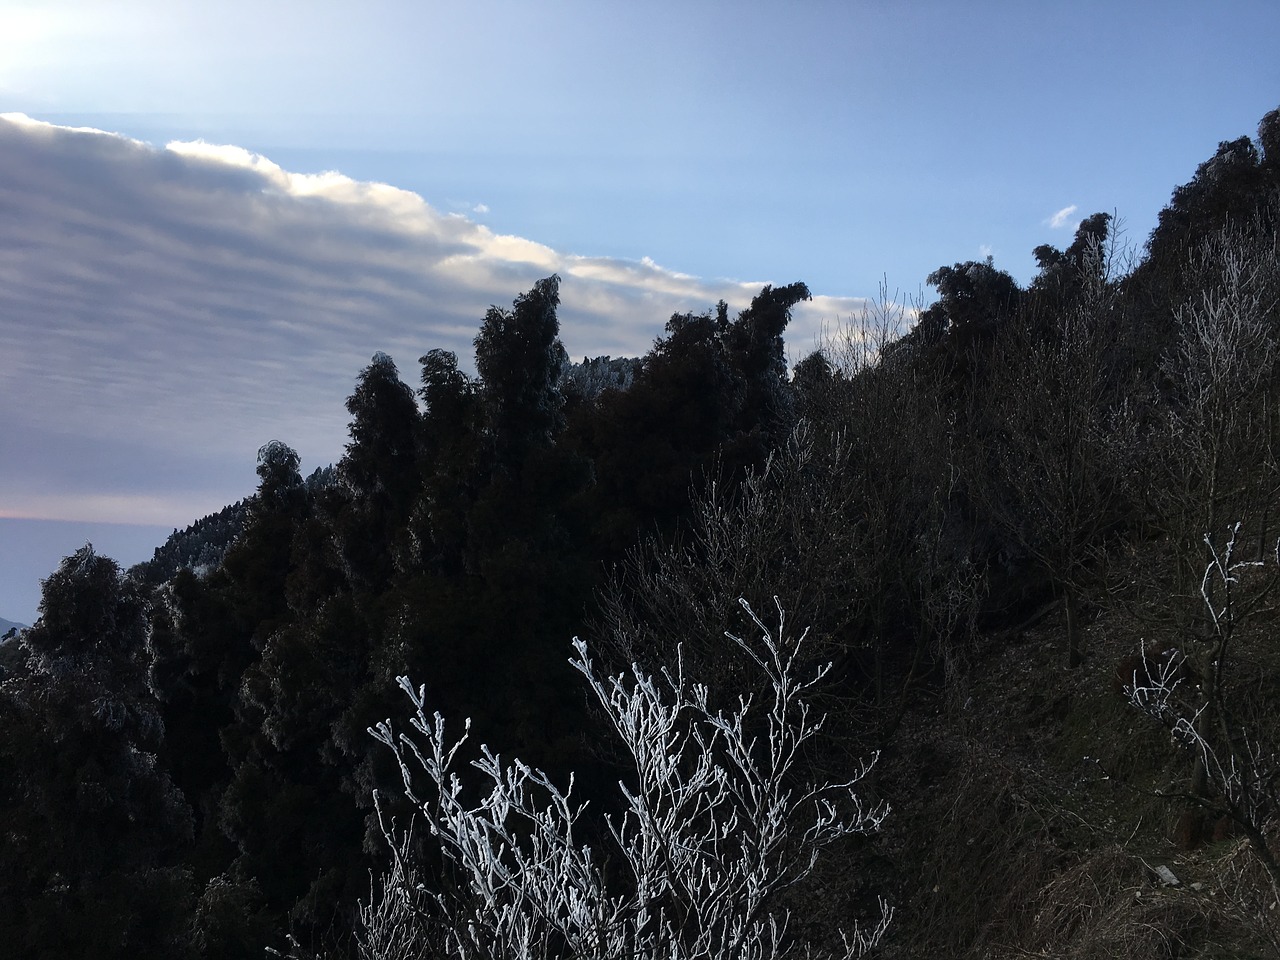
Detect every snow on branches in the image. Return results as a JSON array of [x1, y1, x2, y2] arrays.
[[365, 598, 890, 960], [1127, 523, 1280, 888]]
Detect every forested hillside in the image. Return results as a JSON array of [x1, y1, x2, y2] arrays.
[[2, 105, 1279, 959]]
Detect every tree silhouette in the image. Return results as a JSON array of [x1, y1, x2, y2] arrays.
[[0, 548, 195, 959]]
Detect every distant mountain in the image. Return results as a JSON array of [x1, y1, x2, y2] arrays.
[[562, 354, 641, 400], [129, 464, 336, 587], [0, 617, 26, 637], [129, 499, 251, 587]]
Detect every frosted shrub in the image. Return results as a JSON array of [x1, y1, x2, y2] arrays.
[[364, 598, 890, 960], [1128, 524, 1280, 890]]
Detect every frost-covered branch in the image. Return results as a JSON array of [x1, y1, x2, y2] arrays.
[[364, 598, 890, 960], [1128, 523, 1280, 890]]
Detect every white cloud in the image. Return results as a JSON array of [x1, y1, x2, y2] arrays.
[[1047, 204, 1079, 229], [0, 113, 867, 526]]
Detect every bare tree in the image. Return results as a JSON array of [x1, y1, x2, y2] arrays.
[[362, 599, 891, 960], [354, 826, 435, 960], [1151, 224, 1280, 619], [1127, 523, 1280, 891], [813, 285, 985, 712], [594, 422, 862, 705], [969, 233, 1128, 667]]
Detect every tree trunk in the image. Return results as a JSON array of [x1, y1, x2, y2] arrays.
[[1064, 585, 1083, 668], [1189, 661, 1215, 800]]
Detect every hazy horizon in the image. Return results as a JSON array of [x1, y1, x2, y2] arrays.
[[0, 517, 175, 626]]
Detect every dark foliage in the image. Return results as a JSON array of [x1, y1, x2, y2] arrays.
[[6, 102, 1280, 959], [0, 548, 195, 959], [132, 499, 251, 587]]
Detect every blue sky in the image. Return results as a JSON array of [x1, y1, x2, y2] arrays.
[[1, 0, 1278, 623]]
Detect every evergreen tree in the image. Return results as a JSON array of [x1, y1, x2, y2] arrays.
[[411, 348, 481, 576], [474, 274, 569, 471], [340, 353, 421, 505], [151, 440, 345, 956], [725, 280, 810, 442], [334, 353, 423, 584], [569, 285, 807, 557], [0, 548, 195, 959]]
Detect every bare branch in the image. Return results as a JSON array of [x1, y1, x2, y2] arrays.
[[363, 601, 890, 960]]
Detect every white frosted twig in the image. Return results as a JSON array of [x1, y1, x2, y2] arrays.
[[364, 599, 890, 960]]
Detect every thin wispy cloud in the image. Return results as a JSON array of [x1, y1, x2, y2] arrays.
[[1046, 204, 1079, 229], [0, 114, 866, 526]]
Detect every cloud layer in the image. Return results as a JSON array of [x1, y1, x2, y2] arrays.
[[0, 114, 867, 525]]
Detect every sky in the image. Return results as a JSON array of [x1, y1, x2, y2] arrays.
[[1, 0, 1278, 624]]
